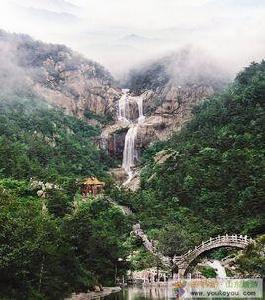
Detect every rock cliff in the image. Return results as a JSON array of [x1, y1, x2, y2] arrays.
[[102, 48, 229, 162], [0, 31, 230, 183], [0, 30, 121, 125], [128, 49, 229, 143]]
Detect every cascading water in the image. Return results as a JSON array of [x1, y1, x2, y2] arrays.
[[118, 89, 130, 122], [122, 125, 138, 180], [136, 96, 145, 123], [207, 260, 227, 278], [118, 90, 145, 184]]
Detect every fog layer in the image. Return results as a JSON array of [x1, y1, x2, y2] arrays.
[[0, 1, 264, 78]]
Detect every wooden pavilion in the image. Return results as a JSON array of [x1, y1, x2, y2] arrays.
[[81, 177, 105, 196]]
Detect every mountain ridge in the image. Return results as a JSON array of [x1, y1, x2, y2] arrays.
[[0, 29, 122, 124]]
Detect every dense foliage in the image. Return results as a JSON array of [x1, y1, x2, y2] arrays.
[[0, 179, 130, 300], [199, 266, 217, 278], [112, 61, 265, 259], [0, 52, 264, 300], [0, 91, 128, 299], [0, 95, 113, 182], [236, 235, 265, 276]]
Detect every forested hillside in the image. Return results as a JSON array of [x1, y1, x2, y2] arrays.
[[0, 42, 127, 298], [0, 95, 111, 182], [0, 93, 130, 299], [110, 61, 265, 258], [0, 31, 264, 298], [0, 181, 130, 300]]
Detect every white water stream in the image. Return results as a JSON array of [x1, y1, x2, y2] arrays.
[[118, 89, 145, 184], [118, 89, 130, 123], [207, 260, 227, 278]]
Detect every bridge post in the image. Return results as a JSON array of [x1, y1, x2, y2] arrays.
[[178, 268, 186, 278]]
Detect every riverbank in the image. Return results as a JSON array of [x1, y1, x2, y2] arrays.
[[66, 287, 122, 300]]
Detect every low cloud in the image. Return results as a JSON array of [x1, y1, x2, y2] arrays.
[[0, 0, 264, 78], [0, 37, 32, 96]]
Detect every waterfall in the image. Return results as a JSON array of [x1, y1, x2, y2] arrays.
[[136, 96, 145, 123], [118, 89, 130, 122], [207, 260, 227, 278], [122, 125, 138, 175], [118, 89, 145, 184]]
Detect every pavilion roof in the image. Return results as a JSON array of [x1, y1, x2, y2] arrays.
[[82, 177, 105, 186]]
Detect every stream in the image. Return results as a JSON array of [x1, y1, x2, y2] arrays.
[[105, 287, 178, 300], [206, 260, 226, 278]]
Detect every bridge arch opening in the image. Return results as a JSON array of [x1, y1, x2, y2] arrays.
[[175, 235, 252, 277], [179, 246, 240, 277]]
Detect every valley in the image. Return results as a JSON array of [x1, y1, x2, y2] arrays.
[[0, 31, 264, 300]]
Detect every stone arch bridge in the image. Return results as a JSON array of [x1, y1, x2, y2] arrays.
[[173, 234, 252, 277], [133, 224, 253, 278]]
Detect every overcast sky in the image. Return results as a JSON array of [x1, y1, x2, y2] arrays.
[[0, 0, 264, 77]]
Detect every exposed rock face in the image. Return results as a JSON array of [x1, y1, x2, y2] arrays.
[[153, 150, 173, 165], [1, 30, 229, 185], [134, 84, 215, 149], [99, 49, 229, 190], [101, 123, 129, 159], [122, 48, 229, 152], [133, 223, 171, 267], [101, 83, 215, 164], [0, 30, 122, 123], [124, 171, 140, 191], [108, 168, 128, 184], [30, 179, 59, 198]]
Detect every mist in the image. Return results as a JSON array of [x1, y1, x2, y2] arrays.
[[0, 0, 264, 79], [0, 38, 33, 97]]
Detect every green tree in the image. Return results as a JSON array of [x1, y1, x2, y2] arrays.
[[0, 187, 76, 299], [236, 235, 265, 277], [64, 198, 130, 285]]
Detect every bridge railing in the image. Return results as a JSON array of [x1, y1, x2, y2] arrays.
[[174, 234, 253, 262]]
